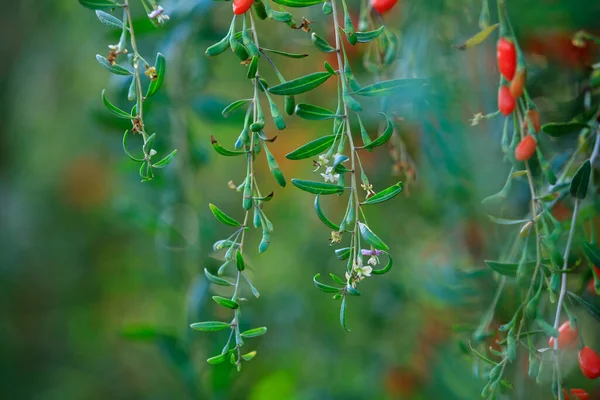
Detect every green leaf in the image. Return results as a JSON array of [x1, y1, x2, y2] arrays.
[[122, 130, 144, 162], [335, 247, 351, 260], [371, 251, 393, 275], [240, 327, 267, 338], [570, 160, 591, 199], [583, 242, 600, 266], [487, 216, 530, 225], [311, 32, 336, 52], [541, 122, 590, 137], [268, 71, 333, 95], [96, 54, 132, 75], [356, 26, 385, 43], [567, 291, 600, 324], [210, 135, 246, 156], [207, 353, 229, 365], [222, 99, 251, 117], [260, 48, 308, 58], [329, 273, 345, 285], [358, 222, 388, 251], [206, 35, 230, 57], [242, 351, 257, 361], [271, 10, 293, 22], [272, 0, 325, 7], [362, 113, 393, 150], [79, 0, 118, 9], [190, 321, 231, 331], [152, 150, 177, 168], [263, 143, 286, 187], [314, 195, 341, 230], [291, 179, 344, 195], [484, 260, 518, 277], [295, 103, 337, 120], [286, 135, 335, 160], [209, 203, 241, 227], [313, 273, 341, 293], [95, 10, 124, 29], [235, 250, 245, 272], [352, 78, 425, 97], [212, 296, 239, 309], [204, 268, 235, 287], [102, 90, 134, 119], [247, 55, 259, 79], [362, 182, 403, 205], [340, 296, 349, 331], [146, 53, 166, 98]]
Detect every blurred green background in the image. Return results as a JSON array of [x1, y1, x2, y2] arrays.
[[2, 0, 600, 399]]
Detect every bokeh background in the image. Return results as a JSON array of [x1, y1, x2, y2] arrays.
[[2, 0, 600, 399]]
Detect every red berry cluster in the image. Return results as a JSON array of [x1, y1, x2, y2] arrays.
[[496, 37, 540, 162], [548, 320, 600, 394]]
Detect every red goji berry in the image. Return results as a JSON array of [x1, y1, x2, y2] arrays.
[[371, 0, 398, 14], [578, 346, 600, 379], [498, 85, 515, 116], [548, 321, 578, 349], [497, 37, 517, 81], [514, 135, 536, 162], [510, 68, 526, 99], [564, 388, 590, 400], [233, 0, 254, 15]]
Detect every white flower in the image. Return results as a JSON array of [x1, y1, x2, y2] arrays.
[[318, 154, 329, 165], [367, 255, 379, 266], [358, 265, 372, 278], [320, 166, 340, 183], [148, 5, 170, 26]]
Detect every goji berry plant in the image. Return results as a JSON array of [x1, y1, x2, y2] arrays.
[[77, 0, 600, 397]]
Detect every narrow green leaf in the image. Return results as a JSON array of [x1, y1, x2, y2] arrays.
[[567, 291, 600, 324], [146, 53, 166, 98], [329, 273, 345, 285], [484, 260, 518, 277], [352, 78, 425, 97], [335, 247, 351, 260], [222, 99, 252, 117], [314, 195, 341, 230], [152, 150, 177, 168], [212, 296, 239, 309], [240, 327, 267, 338], [209, 203, 241, 227], [570, 160, 591, 199], [247, 55, 259, 79], [242, 351, 257, 361], [207, 353, 229, 364], [362, 113, 393, 150], [340, 296, 349, 331], [371, 251, 393, 275], [190, 321, 231, 331], [206, 35, 230, 57], [122, 130, 144, 162], [204, 268, 235, 287], [95, 10, 124, 29], [263, 143, 286, 187], [291, 179, 344, 195], [311, 32, 336, 52], [358, 222, 388, 251], [313, 273, 341, 293], [260, 48, 309, 59], [272, 0, 325, 7], [102, 90, 134, 119], [541, 122, 589, 137], [487, 216, 530, 225], [355, 26, 385, 43], [268, 71, 333, 95], [210, 135, 246, 156], [362, 182, 403, 205], [286, 135, 335, 160], [235, 250, 245, 272], [583, 242, 600, 266], [271, 10, 293, 22], [295, 103, 337, 120], [79, 0, 118, 10], [96, 54, 132, 75]]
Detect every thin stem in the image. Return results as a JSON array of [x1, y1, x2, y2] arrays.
[[330, 0, 361, 267], [124, 0, 149, 145]]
